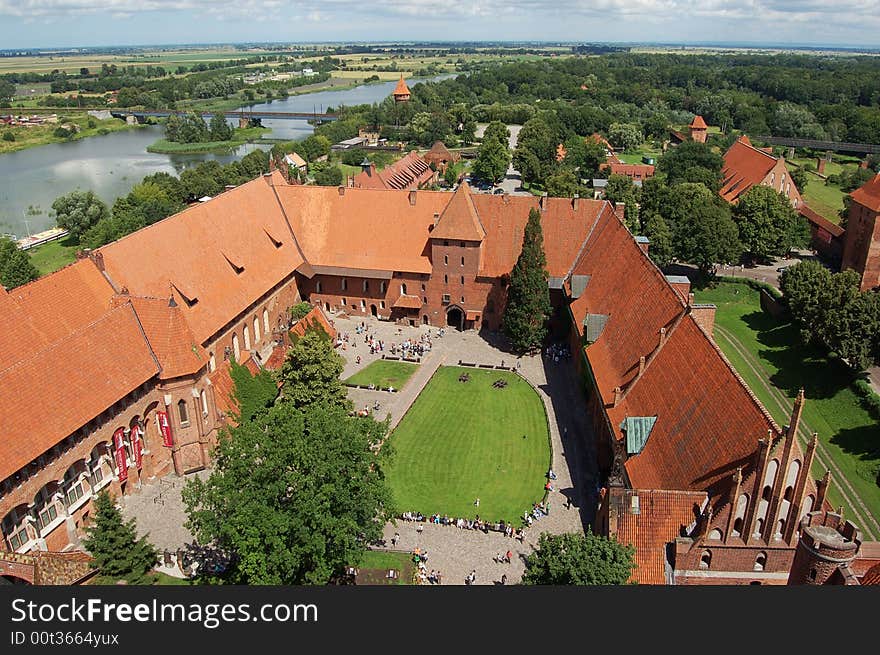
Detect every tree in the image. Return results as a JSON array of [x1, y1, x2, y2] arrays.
[[733, 185, 809, 262], [313, 164, 344, 187], [208, 112, 233, 141], [544, 169, 579, 198], [781, 260, 832, 344], [522, 531, 636, 585], [228, 359, 278, 423], [513, 117, 555, 184], [666, 183, 741, 276], [182, 401, 393, 584], [51, 189, 109, 240], [82, 490, 158, 583], [603, 174, 640, 232], [0, 79, 16, 105], [643, 213, 674, 268], [472, 136, 510, 183], [278, 329, 348, 409], [482, 120, 510, 146], [789, 166, 809, 193], [658, 141, 724, 190], [503, 208, 551, 353], [0, 236, 38, 289], [608, 122, 643, 152]]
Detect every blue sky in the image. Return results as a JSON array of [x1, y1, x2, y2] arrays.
[[0, 1, 879, 49]]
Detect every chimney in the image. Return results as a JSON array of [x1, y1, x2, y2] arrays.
[[689, 303, 716, 339], [89, 250, 105, 272], [263, 171, 274, 187], [409, 190, 417, 206], [659, 326, 667, 347], [572, 193, 579, 210], [338, 185, 345, 196], [612, 386, 622, 407], [433, 212, 440, 227], [614, 202, 625, 219], [539, 192, 548, 211], [638, 355, 646, 375]]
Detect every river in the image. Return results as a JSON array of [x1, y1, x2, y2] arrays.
[[0, 74, 455, 237]]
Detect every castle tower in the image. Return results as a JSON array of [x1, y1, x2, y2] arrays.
[[787, 510, 861, 585], [392, 74, 411, 103], [689, 115, 708, 144]]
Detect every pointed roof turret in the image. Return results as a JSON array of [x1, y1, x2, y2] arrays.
[[690, 115, 707, 129], [393, 74, 411, 102], [431, 182, 485, 242]]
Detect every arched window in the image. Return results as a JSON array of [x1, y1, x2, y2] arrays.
[[253, 317, 260, 343], [770, 172, 775, 185], [363, 280, 369, 292], [444, 255, 448, 265], [784, 486, 793, 502], [379, 301, 386, 309], [342, 297, 347, 307], [380, 281, 386, 294], [263, 309, 270, 334], [460, 275, 464, 285], [802, 495, 815, 519], [460, 296, 465, 303], [178, 399, 190, 426], [62, 464, 86, 508], [401, 283, 407, 295], [733, 517, 744, 537], [316, 280, 322, 293], [762, 486, 772, 502], [754, 552, 767, 571], [200, 390, 208, 416], [775, 518, 786, 540], [208, 353, 216, 373], [461, 256, 465, 266], [232, 333, 240, 362], [708, 528, 722, 540], [699, 550, 711, 570], [809, 568, 817, 581], [341, 278, 348, 291], [360, 299, 366, 311], [243, 325, 251, 351]]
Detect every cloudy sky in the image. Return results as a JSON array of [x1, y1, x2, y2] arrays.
[[0, 1, 878, 49]]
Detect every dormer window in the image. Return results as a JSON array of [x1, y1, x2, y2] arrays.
[[223, 253, 245, 275]]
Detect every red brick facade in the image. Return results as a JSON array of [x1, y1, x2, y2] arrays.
[[841, 183, 880, 291]]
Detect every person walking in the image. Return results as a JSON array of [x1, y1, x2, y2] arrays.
[[392, 532, 400, 547], [501, 574, 507, 586]]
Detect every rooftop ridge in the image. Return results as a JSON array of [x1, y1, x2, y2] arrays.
[[619, 305, 689, 403]]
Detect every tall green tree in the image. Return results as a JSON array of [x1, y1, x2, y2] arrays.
[[544, 169, 579, 198], [208, 112, 233, 141], [229, 359, 278, 423], [51, 189, 110, 240], [608, 122, 643, 151], [733, 185, 809, 262], [82, 490, 158, 583], [658, 141, 724, 190], [182, 401, 393, 584], [603, 174, 640, 232], [278, 328, 348, 409], [0, 236, 39, 289], [642, 213, 674, 268], [666, 183, 741, 276], [503, 207, 551, 353], [482, 120, 510, 146], [522, 531, 636, 585], [513, 117, 555, 184], [472, 135, 510, 183]]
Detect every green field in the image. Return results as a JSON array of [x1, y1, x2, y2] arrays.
[[345, 360, 418, 389], [385, 366, 551, 524], [28, 236, 79, 275], [801, 174, 845, 224], [694, 281, 880, 538], [0, 116, 140, 155]]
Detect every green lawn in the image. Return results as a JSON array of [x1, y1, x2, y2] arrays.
[[146, 127, 270, 154], [356, 550, 415, 585], [801, 174, 845, 224], [28, 236, 79, 275], [345, 360, 418, 390], [385, 366, 551, 524], [694, 282, 880, 537]]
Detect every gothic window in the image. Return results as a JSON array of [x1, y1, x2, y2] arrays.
[[178, 399, 190, 427], [316, 280, 322, 293], [341, 278, 348, 291], [232, 334, 240, 362], [208, 353, 216, 373], [243, 325, 251, 351], [253, 317, 260, 343], [754, 552, 767, 572], [263, 309, 270, 334], [708, 529, 722, 540], [699, 550, 711, 570]]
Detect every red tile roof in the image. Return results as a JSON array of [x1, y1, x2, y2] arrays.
[[0, 302, 159, 478], [98, 174, 305, 344], [290, 305, 337, 341], [690, 115, 707, 129], [352, 151, 433, 190], [392, 294, 423, 309], [719, 136, 779, 204], [568, 209, 778, 493], [609, 488, 707, 585], [851, 173, 880, 212], [124, 296, 206, 379], [608, 163, 655, 178], [393, 75, 411, 98], [423, 141, 460, 166], [860, 561, 880, 585], [430, 182, 486, 242]]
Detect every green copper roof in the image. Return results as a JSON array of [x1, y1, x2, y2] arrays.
[[622, 416, 657, 455]]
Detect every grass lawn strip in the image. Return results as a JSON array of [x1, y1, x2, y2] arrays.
[[385, 366, 550, 524], [695, 283, 880, 539], [344, 360, 419, 390]]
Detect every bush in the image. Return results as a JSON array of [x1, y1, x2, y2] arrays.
[[2, 131, 14, 142], [853, 378, 880, 422], [290, 302, 312, 322], [53, 126, 73, 139]]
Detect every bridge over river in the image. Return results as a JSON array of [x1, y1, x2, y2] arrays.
[[111, 109, 339, 122]]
